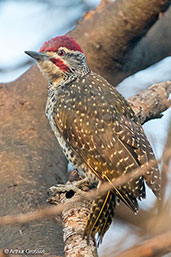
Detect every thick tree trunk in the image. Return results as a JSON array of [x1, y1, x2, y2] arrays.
[[0, 67, 67, 256]]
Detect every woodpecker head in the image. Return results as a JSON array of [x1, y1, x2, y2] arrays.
[[25, 36, 89, 85]]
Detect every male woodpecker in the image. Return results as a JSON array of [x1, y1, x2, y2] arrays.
[[25, 36, 160, 244]]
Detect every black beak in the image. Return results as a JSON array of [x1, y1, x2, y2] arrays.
[[25, 51, 49, 61]]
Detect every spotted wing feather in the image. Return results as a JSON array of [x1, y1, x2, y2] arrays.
[[53, 72, 161, 240]]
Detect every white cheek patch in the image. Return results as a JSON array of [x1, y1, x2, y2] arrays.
[[38, 60, 62, 80]]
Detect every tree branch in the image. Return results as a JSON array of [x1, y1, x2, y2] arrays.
[[114, 230, 171, 257], [128, 81, 171, 124], [123, 6, 171, 75], [59, 186, 98, 257], [68, 0, 170, 84], [0, 151, 170, 255], [0, 154, 170, 255], [0, 154, 165, 226]]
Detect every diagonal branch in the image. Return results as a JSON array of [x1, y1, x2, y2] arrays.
[[128, 81, 171, 124], [0, 149, 170, 226], [114, 230, 171, 257], [69, 0, 171, 84]]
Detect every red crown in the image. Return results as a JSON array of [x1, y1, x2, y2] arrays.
[[39, 36, 83, 53]]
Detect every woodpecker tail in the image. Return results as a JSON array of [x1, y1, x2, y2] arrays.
[[84, 191, 116, 245]]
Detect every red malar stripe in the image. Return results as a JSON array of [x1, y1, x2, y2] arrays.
[[50, 58, 69, 72]]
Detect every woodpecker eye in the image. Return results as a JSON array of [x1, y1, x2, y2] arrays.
[[58, 49, 65, 56]]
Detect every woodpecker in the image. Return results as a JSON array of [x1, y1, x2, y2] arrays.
[[25, 36, 161, 244]]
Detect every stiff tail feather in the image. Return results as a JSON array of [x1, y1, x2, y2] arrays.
[[84, 191, 116, 245]]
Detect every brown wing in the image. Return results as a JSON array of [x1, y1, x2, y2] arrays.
[[54, 72, 160, 211], [117, 116, 161, 199]]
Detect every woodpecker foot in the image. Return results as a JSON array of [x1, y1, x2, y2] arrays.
[[68, 169, 83, 182], [47, 176, 94, 204]]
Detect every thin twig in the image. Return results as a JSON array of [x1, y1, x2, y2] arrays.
[[0, 150, 170, 227], [113, 230, 171, 257]]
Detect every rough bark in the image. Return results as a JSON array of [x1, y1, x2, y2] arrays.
[[128, 81, 171, 124], [60, 186, 98, 257], [0, 67, 67, 256]]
